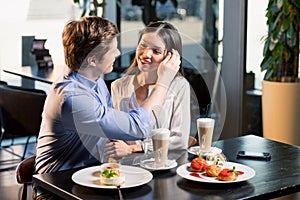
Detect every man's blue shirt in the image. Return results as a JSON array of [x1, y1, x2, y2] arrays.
[[35, 72, 152, 173]]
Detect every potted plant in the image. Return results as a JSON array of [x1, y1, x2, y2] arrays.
[[260, 0, 300, 145]]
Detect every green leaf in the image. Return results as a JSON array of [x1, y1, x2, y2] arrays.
[[269, 41, 276, 51], [262, 37, 271, 55], [281, 15, 290, 31], [229, 166, 240, 175], [286, 24, 294, 39], [296, 13, 300, 24], [277, 0, 283, 8], [270, 12, 282, 31], [295, 11, 300, 25], [271, 3, 280, 14], [294, 0, 300, 8], [195, 152, 204, 158], [102, 169, 117, 178], [262, 0, 300, 82], [261, 56, 274, 71], [287, 36, 296, 47], [275, 43, 284, 53], [264, 69, 274, 80], [282, 0, 290, 14]]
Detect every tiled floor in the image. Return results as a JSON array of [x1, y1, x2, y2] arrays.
[[0, 169, 32, 200], [0, 139, 36, 200]]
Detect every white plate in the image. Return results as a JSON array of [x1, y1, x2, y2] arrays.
[[72, 165, 153, 189], [176, 161, 255, 183], [187, 146, 222, 156], [140, 159, 177, 170]]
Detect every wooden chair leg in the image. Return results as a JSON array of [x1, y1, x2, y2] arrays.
[[21, 183, 27, 200], [21, 136, 32, 160]]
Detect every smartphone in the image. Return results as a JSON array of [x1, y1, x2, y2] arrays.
[[237, 151, 271, 161]]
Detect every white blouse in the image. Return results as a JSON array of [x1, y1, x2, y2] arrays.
[[110, 74, 191, 152]]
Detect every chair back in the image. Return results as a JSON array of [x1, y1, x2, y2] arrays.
[[184, 69, 211, 117], [15, 155, 36, 200], [16, 155, 36, 184], [0, 85, 46, 137], [186, 73, 211, 116], [0, 80, 8, 85], [188, 136, 197, 147]]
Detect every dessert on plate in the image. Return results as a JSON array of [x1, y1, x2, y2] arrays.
[[99, 163, 125, 186], [217, 167, 239, 181], [188, 154, 246, 181], [205, 163, 222, 177], [189, 156, 208, 172]]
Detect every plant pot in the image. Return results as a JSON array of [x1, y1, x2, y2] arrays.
[[262, 80, 300, 146]]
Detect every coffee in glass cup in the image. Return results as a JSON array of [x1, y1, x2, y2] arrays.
[[151, 128, 170, 168], [197, 118, 215, 151]]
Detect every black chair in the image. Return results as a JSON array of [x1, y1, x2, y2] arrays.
[[0, 80, 8, 85], [0, 82, 7, 139], [0, 85, 46, 161], [184, 68, 211, 140], [184, 69, 211, 117], [15, 155, 36, 200]]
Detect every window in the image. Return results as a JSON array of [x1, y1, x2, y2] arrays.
[[246, 0, 268, 90]]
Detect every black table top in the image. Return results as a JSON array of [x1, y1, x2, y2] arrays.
[[2, 65, 123, 85], [3, 65, 67, 84], [33, 135, 300, 200]]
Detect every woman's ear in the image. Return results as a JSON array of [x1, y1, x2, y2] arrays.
[[87, 56, 97, 67]]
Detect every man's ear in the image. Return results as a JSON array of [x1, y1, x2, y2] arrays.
[[87, 56, 97, 67]]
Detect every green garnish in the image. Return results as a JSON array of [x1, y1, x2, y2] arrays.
[[196, 152, 203, 158], [102, 169, 118, 178], [215, 159, 224, 166], [228, 166, 239, 175]]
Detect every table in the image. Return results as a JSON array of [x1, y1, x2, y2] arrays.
[[32, 135, 300, 200], [2, 65, 67, 88], [2, 65, 122, 90]]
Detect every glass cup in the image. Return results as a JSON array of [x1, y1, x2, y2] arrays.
[[197, 118, 215, 152], [151, 128, 170, 168]]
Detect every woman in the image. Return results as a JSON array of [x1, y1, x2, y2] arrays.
[[35, 17, 180, 174], [102, 22, 190, 159]]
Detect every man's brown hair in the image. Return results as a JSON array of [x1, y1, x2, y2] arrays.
[[62, 16, 119, 71]]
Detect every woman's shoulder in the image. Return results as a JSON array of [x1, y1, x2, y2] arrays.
[[111, 75, 135, 95], [166, 75, 190, 95], [172, 75, 190, 87], [111, 75, 133, 88]]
